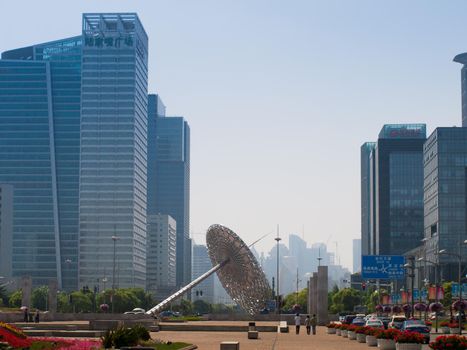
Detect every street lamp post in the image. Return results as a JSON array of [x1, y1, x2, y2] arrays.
[[404, 256, 416, 318], [418, 257, 440, 332], [275, 228, 281, 316], [439, 239, 467, 335]]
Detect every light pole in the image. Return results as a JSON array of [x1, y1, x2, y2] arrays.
[[404, 256, 415, 318], [439, 240, 467, 335], [418, 257, 440, 332], [275, 229, 281, 316], [111, 235, 119, 313]]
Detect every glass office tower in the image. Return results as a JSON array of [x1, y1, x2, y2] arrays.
[[147, 105, 190, 287], [79, 14, 148, 289], [0, 60, 60, 286], [424, 127, 467, 281], [370, 124, 426, 256]]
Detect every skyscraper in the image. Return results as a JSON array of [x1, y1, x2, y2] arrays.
[[0, 13, 149, 289], [147, 104, 190, 287], [423, 127, 467, 281], [360, 142, 375, 255], [79, 13, 148, 289], [371, 124, 426, 255], [453, 53, 467, 127], [191, 244, 214, 303], [146, 214, 176, 298]]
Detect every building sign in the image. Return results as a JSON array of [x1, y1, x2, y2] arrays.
[[361, 255, 405, 280], [379, 124, 426, 140], [451, 283, 467, 299], [84, 34, 134, 48]]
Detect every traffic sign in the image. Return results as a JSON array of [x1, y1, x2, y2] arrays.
[[361, 255, 405, 280]]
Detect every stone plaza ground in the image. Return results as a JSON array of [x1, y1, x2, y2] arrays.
[[154, 323, 435, 350]]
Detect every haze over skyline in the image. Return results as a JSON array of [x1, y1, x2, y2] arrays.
[[1, 0, 465, 270]]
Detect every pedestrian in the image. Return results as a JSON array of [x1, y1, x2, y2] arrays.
[[34, 309, 40, 323], [311, 314, 317, 335], [294, 313, 301, 334], [305, 315, 311, 335], [23, 307, 28, 322]]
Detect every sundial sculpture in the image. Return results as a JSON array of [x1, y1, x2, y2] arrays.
[[146, 224, 271, 315]]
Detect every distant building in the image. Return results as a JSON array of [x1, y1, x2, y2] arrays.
[[422, 127, 467, 281], [361, 142, 376, 255], [146, 214, 176, 299], [191, 244, 214, 303], [366, 124, 426, 256], [353, 239, 361, 273], [148, 107, 191, 287]]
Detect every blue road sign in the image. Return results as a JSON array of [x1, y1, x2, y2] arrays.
[[413, 289, 419, 300], [361, 255, 405, 280]]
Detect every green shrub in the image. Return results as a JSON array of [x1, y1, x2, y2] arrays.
[[132, 324, 150, 341]]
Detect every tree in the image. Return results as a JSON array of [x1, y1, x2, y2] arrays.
[[283, 288, 308, 312], [329, 288, 361, 313], [442, 282, 452, 308], [193, 300, 212, 314], [31, 286, 48, 310], [9, 290, 22, 308]]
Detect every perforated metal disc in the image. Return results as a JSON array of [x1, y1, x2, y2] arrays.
[[206, 224, 272, 315]]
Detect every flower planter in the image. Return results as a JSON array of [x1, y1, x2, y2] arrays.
[[357, 333, 366, 343], [348, 331, 357, 340], [395, 343, 422, 350], [377, 339, 396, 350], [440, 327, 450, 334], [342, 330, 348, 338], [327, 328, 336, 334], [366, 335, 377, 347], [450, 327, 460, 334], [336, 329, 342, 336]]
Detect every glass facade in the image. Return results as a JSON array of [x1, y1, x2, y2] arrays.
[[360, 142, 375, 255], [424, 127, 467, 280], [0, 60, 58, 286], [367, 124, 426, 256], [147, 111, 190, 287], [79, 13, 148, 289]]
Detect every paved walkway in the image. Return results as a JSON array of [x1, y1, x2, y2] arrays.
[[153, 326, 371, 350]]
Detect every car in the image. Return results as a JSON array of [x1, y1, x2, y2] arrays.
[[339, 315, 346, 322], [365, 319, 385, 329], [454, 312, 466, 322], [402, 324, 431, 344], [378, 316, 391, 329], [159, 310, 174, 317], [352, 317, 366, 326], [132, 308, 145, 314], [343, 315, 357, 324], [388, 315, 407, 329]]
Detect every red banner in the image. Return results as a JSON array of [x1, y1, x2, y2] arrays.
[[401, 291, 409, 304]]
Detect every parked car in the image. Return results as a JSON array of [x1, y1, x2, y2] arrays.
[[401, 324, 431, 344], [159, 310, 174, 317], [365, 319, 385, 329], [352, 317, 366, 326], [344, 315, 357, 324], [388, 315, 407, 329], [378, 316, 391, 329]]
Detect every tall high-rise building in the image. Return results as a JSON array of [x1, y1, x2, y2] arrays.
[[191, 244, 214, 303], [146, 214, 176, 298], [360, 142, 376, 255], [147, 104, 190, 287], [423, 127, 467, 281], [371, 124, 426, 255], [352, 238, 361, 273], [78, 13, 149, 289], [0, 55, 80, 288], [0, 13, 149, 289], [454, 53, 467, 127]]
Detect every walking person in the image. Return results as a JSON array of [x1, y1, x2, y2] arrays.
[[23, 307, 28, 322], [305, 315, 311, 335], [311, 314, 317, 335], [34, 309, 40, 323], [294, 313, 301, 334]]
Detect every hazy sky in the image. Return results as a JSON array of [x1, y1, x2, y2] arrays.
[[1, 0, 465, 270]]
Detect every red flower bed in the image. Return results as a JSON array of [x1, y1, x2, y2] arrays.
[[0, 325, 32, 348], [376, 328, 401, 340], [395, 331, 425, 344], [429, 335, 467, 350]]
